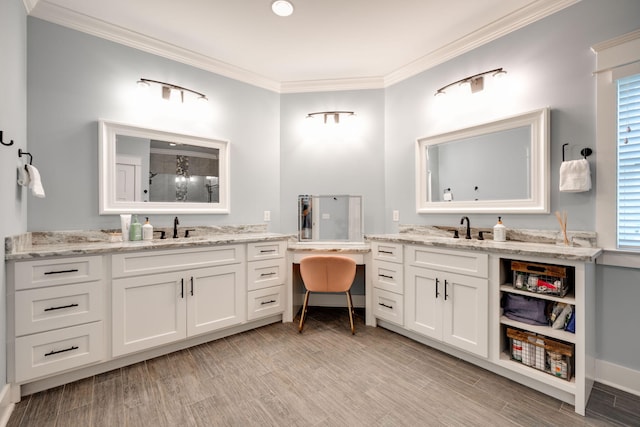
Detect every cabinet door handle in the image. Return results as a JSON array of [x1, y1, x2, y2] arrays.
[[379, 274, 394, 280], [435, 278, 440, 298], [45, 345, 79, 357], [260, 249, 277, 253], [444, 280, 449, 300], [190, 277, 194, 296], [378, 250, 394, 255], [261, 299, 276, 305], [260, 272, 276, 277], [44, 303, 79, 312], [44, 269, 79, 275], [180, 278, 184, 299], [378, 302, 394, 309]]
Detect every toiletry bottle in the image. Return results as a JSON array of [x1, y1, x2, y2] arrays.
[[142, 217, 153, 241], [493, 216, 506, 242], [129, 215, 142, 241]]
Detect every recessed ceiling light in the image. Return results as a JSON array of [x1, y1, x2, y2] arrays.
[[272, 0, 294, 17]]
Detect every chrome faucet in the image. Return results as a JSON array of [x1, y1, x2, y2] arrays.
[[460, 216, 471, 239], [173, 216, 180, 238]]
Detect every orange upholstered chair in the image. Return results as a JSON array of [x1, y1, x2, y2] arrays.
[[298, 255, 357, 334]]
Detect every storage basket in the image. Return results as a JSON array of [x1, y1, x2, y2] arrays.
[[511, 261, 571, 297], [506, 328, 573, 380]]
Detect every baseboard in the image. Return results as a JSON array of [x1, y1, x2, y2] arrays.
[[0, 383, 15, 427], [596, 359, 640, 397]]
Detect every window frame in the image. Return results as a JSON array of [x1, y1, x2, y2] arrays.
[[593, 29, 640, 267]]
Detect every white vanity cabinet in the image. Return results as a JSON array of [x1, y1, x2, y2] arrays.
[[111, 245, 245, 356], [371, 242, 404, 326], [247, 241, 287, 320], [405, 245, 489, 358], [7, 256, 106, 383]]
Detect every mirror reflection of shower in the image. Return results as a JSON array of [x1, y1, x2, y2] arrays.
[[205, 176, 219, 203]]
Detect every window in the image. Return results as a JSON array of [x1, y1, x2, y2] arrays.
[[617, 73, 640, 249], [594, 29, 640, 266]]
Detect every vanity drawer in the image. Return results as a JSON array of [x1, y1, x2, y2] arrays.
[[372, 288, 404, 326], [247, 285, 285, 320], [112, 245, 245, 278], [406, 245, 488, 278], [247, 258, 287, 291], [372, 260, 404, 294], [14, 321, 105, 383], [247, 241, 287, 261], [371, 242, 403, 263], [15, 281, 104, 336], [13, 256, 103, 290]]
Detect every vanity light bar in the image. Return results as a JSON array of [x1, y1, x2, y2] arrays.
[[306, 111, 355, 124], [434, 68, 507, 96], [137, 78, 208, 102]]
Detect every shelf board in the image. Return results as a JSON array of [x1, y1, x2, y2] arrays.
[[500, 316, 576, 343], [497, 352, 576, 393], [500, 284, 576, 304]]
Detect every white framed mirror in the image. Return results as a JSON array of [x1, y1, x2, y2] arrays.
[[416, 108, 549, 214], [99, 120, 229, 214]]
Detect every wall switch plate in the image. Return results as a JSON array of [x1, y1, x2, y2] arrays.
[[263, 210, 271, 221], [392, 210, 399, 222]]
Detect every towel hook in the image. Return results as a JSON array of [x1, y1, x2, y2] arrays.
[[580, 147, 593, 159], [1, 130, 14, 147], [18, 148, 33, 165], [562, 143, 569, 162]]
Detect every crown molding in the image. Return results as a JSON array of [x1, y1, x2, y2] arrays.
[[280, 76, 385, 94], [29, 0, 579, 94], [28, 1, 281, 93], [384, 0, 580, 87]]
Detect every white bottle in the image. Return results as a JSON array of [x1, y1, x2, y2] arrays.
[[493, 216, 506, 242], [142, 217, 154, 241]]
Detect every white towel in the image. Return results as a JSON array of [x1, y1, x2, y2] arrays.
[[17, 166, 30, 187], [25, 164, 46, 198], [559, 159, 591, 192]]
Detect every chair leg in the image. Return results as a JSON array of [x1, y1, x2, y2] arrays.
[[298, 290, 311, 333], [346, 290, 355, 335]]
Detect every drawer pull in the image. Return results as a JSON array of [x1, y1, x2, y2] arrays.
[[261, 299, 276, 305], [378, 302, 394, 309], [45, 345, 79, 357], [190, 276, 194, 296], [444, 279, 449, 300], [260, 272, 276, 277], [44, 269, 79, 275], [379, 274, 394, 280], [180, 278, 184, 299], [260, 249, 277, 253], [378, 250, 394, 255], [44, 303, 79, 312], [435, 278, 440, 298]]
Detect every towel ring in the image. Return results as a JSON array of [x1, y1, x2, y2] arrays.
[[563, 143, 592, 161], [18, 148, 33, 165]]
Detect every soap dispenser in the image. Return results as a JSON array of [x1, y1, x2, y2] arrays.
[[129, 215, 142, 241], [493, 216, 506, 242], [142, 217, 153, 241]]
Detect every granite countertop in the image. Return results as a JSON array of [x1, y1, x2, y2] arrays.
[[366, 233, 602, 262], [5, 226, 294, 261]]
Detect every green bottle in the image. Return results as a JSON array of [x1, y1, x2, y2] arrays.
[[129, 215, 142, 241]]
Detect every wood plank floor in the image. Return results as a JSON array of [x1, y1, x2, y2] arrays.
[[8, 308, 640, 426]]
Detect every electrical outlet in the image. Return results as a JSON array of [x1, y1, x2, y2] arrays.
[[263, 210, 271, 221], [392, 210, 399, 222]]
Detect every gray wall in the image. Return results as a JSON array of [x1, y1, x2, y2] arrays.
[[15, 0, 640, 381], [27, 18, 281, 231], [0, 0, 28, 389]]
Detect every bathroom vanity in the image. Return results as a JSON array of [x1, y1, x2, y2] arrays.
[[5, 229, 289, 397]]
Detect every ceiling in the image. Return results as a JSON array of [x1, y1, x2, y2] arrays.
[[26, 0, 578, 93]]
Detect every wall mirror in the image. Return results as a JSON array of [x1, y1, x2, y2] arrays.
[[99, 120, 229, 214], [298, 195, 363, 242], [416, 108, 549, 214]]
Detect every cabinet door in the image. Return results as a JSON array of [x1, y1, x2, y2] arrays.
[[112, 272, 186, 357], [405, 266, 442, 341], [186, 264, 245, 336], [442, 272, 488, 358]]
